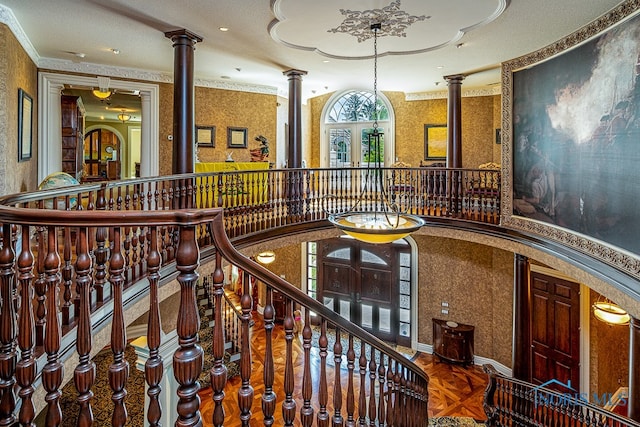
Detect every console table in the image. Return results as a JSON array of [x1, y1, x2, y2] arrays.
[[195, 161, 269, 207], [432, 318, 475, 365]]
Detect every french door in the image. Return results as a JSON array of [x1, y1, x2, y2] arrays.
[[327, 124, 386, 191], [317, 238, 410, 346]]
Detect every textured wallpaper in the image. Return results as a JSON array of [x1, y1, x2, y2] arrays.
[[0, 24, 38, 195], [414, 235, 513, 366], [307, 90, 500, 169]]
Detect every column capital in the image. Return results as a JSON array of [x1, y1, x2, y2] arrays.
[[283, 69, 308, 78], [444, 74, 465, 84], [164, 29, 203, 44]]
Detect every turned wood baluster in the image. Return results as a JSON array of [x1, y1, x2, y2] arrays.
[[94, 190, 108, 304], [16, 225, 36, 426], [74, 226, 96, 427], [61, 225, 73, 326], [109, 227, 128, 427], [368, 348, 377, 427], [386, 361, 394, 427], [210, 252, 227, 427], [378, 355, 386, 427], [300, 308, 313, 427], [146, 227, 164, 427], [393, 362, 401, 427], [131, 229, 140, 281], [262, 286, 276, 427], [358, 345, 367, 426], [0, 223, 17, 425], [333, 327, 344, 427], [317, 319, 329, 427], [238, 272, 254, 426], [283, 299, 296, 427], [345, 335, 356, 427], [34, 225, 47, 347], [43, 225, 63, 427], [174, 225, 203, 427]]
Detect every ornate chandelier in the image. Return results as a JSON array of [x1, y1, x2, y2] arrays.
[[327, 23, 425, 244]]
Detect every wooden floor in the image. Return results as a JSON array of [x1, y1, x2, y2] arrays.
[[198, 314, 488, 426]]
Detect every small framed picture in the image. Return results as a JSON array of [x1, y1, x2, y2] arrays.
[[18, 88, 33, 162], [195, 125, 215, 147], [227, 127, 248, 148]]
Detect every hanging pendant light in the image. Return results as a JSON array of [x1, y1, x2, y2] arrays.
[[327, 23, 425, 244], [592, 295, 630, 325], [92, 76, 112, 100], [117, 110, 132, 123]]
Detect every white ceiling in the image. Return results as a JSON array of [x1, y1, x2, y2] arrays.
[[0, 0, 626, 101]]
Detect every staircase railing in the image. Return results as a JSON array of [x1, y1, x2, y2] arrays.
[[483, 364, 640, 427], [0, 197, 429, 426]]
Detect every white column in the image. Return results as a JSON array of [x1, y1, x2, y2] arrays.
[[139, 90, 159, 177], [132, 329, 180, 426], [38, 78, 64, 182]]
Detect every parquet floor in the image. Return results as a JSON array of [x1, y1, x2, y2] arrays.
[[198, 314, 488, 426]]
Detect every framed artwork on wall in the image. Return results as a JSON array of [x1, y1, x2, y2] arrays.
[[503, 2, 640, 279], [227, 127, 248, 148], [424, 124, 447, 160], [18, 88, 33, 162], [195, 125, 215, 147]]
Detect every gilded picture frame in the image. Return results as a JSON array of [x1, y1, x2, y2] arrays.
[[502, 1, 640, 279], [424, 124, 447, 160]]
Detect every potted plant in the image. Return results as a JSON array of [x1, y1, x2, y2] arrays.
[[250, 135, 269, 161]]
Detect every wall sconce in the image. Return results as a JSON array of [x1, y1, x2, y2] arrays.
[[117, 111, 131, 123], [592, 296, 630, 325], [256, 251, 276, 265]]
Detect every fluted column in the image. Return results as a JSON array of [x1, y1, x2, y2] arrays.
[[283, 69, 307, 168], [165, 29, 203, 175], [444, 74, 464, 168], [512, 254, 531, 380], [629, 316, 640, 421]]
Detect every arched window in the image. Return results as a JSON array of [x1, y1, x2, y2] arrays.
[[320, 90, 395, 168]]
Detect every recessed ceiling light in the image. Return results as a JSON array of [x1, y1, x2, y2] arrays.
[[75, 52, 86, 58], [437, 65, 444, 69], [221, 75, 231, 79], [111, 48, 120, 55], [219, 27, 229, 32], [323, 60, 330, 63], [456, 43, 464, 49]]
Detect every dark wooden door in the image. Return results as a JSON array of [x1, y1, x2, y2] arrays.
[[317, 239, 399, 343], [529, 272, 580, 390]]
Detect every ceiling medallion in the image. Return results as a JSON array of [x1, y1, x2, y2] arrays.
[[328, 0, 428, 43]]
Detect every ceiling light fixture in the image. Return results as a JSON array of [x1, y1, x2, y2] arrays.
[[219, 27, 229, 32], [326, 23, 425, 244], [256, 251, 276, 265], [111, 48, 120, 55], [92, 76, 112, 100], [592, 296, 630, 325], [117, 110, 131, 123]]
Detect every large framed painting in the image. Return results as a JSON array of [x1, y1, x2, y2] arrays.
[[502, 1, 640, 277]]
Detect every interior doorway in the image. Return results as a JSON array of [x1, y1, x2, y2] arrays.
[[529, 271, 581, 390]]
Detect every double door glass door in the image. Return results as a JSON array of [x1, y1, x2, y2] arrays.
[[317, 238, 403, 344]]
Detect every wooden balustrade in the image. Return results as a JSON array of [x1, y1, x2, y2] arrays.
[[483, 364, 640, 427], [0, 167, 504, 426]]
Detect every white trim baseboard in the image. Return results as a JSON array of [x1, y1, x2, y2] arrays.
[[416, 342, 512, 377]]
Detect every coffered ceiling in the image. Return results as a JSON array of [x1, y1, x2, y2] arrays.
[[0, 0, 626, 100]]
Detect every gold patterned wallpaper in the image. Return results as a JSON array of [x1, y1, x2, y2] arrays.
[[157, 85, 278, 175], [413, 235, 514, 366], [0, 24, 38, 195], [308, 91, 500, 169]]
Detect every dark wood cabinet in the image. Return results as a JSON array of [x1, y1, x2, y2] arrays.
[[61, 95, 85, 181], [432, 318, 474, 365]]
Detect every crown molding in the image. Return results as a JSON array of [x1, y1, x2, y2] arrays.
[[405, 86, 501, 101], [38, 58, 281, 96], [0, 4, 40, 65]]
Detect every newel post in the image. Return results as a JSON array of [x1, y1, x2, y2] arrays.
[[173, 225, 203, 427]]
